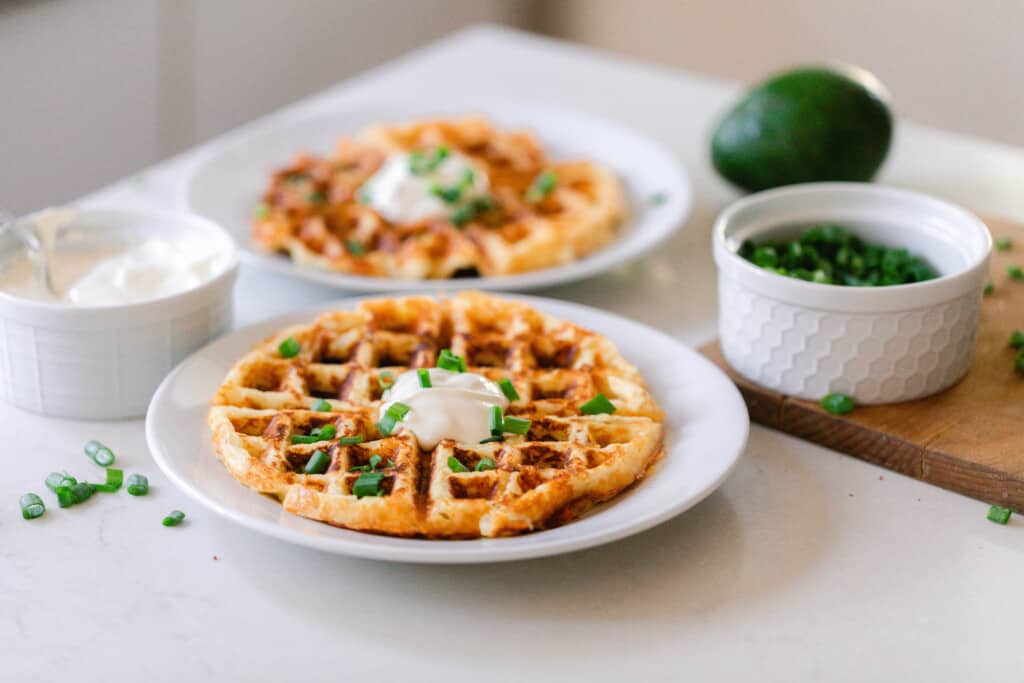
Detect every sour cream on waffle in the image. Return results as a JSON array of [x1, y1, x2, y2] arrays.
[[359, 151, 489, 224], [380, 368, 509, 449]]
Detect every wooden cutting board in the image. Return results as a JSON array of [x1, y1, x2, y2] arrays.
[[700, 215, 1024, 512]]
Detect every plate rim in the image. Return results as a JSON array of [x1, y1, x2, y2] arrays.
[[145, 294, 748, 563], [178, 97, 693, 292]]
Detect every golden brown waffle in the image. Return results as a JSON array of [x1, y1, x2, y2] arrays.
[[208, 292, 664, 538], [252, 116, 625, 279]]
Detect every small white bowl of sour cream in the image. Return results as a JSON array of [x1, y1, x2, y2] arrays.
[[0, 207, 238, 419]]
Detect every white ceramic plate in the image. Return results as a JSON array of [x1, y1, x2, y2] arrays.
[[146, 295, 748, 563], [181, 97, 692, 292]]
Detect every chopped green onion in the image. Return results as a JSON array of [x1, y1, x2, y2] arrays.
[[84, 440, 115, 466], [95, 468, 123, 493], [304, 449, 330, 475], [437, 349, 467, 373], [314, 424, 336, 441], [285, 172, 308, 184], [1009, 329, 1024, 349], [387, 458, 395, 468], [580, 393, 616, 415], [447, 456, 468, 473], [368, 454, 382, 470], [254, 203, 270, 219], [526, 170, 557, 202], [475, 458, 497, 472], [378, 371, 395, 390], [377, 402, 410, 436], [648, 192, 668, 206], [1015, 349, 1024, 375], [352, 471, 385, 498], [995, 237, 1013, 252], [500, 416, 531, 435], [45, 471, 68, 492], [55, 486, 75, 508], [20, 493, 45, 520], [126, 474, 149, 496], [418, 368, 432, 388], [409, 146, 449, 175], [983, 281, 994, 296], [162, 510, 186, 527], [821, 393, 855, 415], [357, 187, 372, 204], [278, 336, 301, 358], [307, 190, 326, 204], [71, 482, 96, 504], [312, 398, 332, 412], [338, 436, 364, 446], [450, 196, 497, 227], [290, 434, 319, 444], [498, 378, 519, 401], [345, 239, 365, 256], [489, 405, 503, 433], [479, 435, 504, 444], [1008, 264, 1024, 280], [987, 505, 1012, 524]]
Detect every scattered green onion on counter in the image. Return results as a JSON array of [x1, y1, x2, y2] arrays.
[[1015, 349, 1024, 375], [739, 224, 938, 286], [580, 393, 616, 415], [1008, 264, 1024, 280], [20, 493, 45, 520], [162, 510, 186, 527], [994, 237, 1013, 252], [983, 281, 994, 296], [1009, 330, 1024, 349], [278, 336, 301, 358], [95, 468, 123, 493], [821, 393, 855, 415], [84, 440, 115, 467], [987, 505, 1012, 525], [126, 474, 149, 496]]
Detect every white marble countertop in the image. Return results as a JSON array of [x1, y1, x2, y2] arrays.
[[4, 25, 1023, 682]]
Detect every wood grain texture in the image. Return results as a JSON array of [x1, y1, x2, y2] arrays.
[[701, 215, 1024, 512]]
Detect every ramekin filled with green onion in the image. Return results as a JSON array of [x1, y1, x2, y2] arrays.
[[713, 182, 991, 403]]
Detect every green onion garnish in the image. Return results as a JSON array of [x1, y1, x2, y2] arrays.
[[357, 187, 372, 204], [387, 458, 395, 468], [409, 146, 449, 175], [162, 510, 186, 527], [338, 436, 363, 446], [20, 493, 45, 520], [352, 471, 385, 498], [55, 486, 75, 508], [307, 190, 326, 204], [254, 203, 270, 219], [346, 240, 365, 256], [580, 393, 616, 415], [1009, 329, 1024, 349], [450, 196, 497, 227], [45, 471, 68, 492], [525, 170, 557, 202], [987, 505, 1012, 524], [285, 172, 308, 184], [418, 368, 432, 388], [278, 336, 301, 358], [84, 440, 115, 467], [447, 456, 468, 473], [126, 474, 149, 496], [1008, 264, 1023, 280], [377, 402, 410, 436], [379, 370, 395, 390], [312, 398, 332, 412], [304, 450, 330, 475], [498, 378, 519, 401], [315, 424, 336, 440], [437, 349, 467, 373], [290, 434, 319, 444], [500, 416, 531, 435], [368, 454, 382, 470], [95, 468, 123, 493], [821, 393, 855, 415], [995, 237, 1013, 252], [489, 405, 503, 433], [479, 435, 504, 444], [983, 281, 994, 296], [475, 458, 497, 472], [648, 192, 668, 206], [1015, 349, 1024, 375]]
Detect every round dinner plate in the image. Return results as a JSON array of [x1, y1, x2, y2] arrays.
[[146, 295, 748, 563], [180, 96, 692, 292]]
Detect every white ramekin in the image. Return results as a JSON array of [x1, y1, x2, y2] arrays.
[[0, 208, 238, 419], [713, 183, 991, 404]]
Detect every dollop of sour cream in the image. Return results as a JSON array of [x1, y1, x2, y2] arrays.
[[360, 151, 489, 224], [380, 368, 509, 450]]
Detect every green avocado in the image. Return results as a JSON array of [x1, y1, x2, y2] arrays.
[[711, 67, 893, 192]]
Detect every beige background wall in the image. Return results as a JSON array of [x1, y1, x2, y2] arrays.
[[540, 0, 1024, 147]]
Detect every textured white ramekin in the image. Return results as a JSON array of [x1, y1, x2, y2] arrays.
[[0, 208, 238, 419], [713, 183, 991, 404]]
